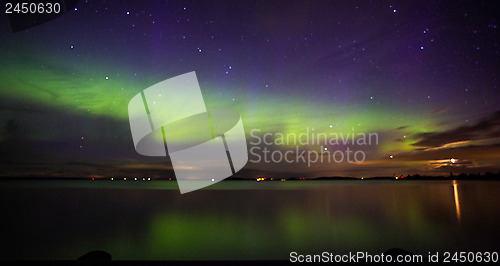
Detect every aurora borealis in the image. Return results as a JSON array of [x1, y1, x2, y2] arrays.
[[1, 0, 499, 178]]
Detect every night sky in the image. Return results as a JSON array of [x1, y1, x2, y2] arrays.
[[1, 0, 499, 179]]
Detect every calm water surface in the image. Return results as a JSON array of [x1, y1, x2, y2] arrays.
[[1, 180, 499, 260]]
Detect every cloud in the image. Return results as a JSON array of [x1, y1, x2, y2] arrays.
[[412, 110, 500, 148], [432, 106, 450, 115], [1, 119, 26, 140], [395, 143, 500, 162]]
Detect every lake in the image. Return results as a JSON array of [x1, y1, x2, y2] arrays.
[[1, 180, 499, 260]]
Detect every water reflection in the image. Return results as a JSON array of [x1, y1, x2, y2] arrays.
[[0, 180, 499, 260], [453, 180, 461, 223], [143, 180, 500, 259]]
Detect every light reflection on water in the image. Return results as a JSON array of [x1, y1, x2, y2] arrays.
[[453, 180, 461, 223], [0, 180, 499, 260]]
